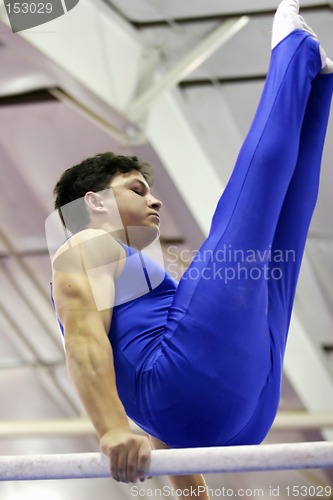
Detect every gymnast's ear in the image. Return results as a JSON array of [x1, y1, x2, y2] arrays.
[[84, 192, 106, 213]]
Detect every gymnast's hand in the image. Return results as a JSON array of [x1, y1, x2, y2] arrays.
[[100, 429, 152, 483]]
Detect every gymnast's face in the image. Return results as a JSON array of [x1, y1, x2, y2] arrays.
[[104, 170, 162, 246]]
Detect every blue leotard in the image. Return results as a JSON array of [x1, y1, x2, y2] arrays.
[[55, 31, 333, 449]]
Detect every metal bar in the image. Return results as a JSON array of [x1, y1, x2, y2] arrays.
[[2, 412, 333, 438], [273, 412, 333, 430], [49, 88, 129, 145], [1, 442, 333, 481]]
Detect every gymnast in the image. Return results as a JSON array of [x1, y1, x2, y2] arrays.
[[51, 0, 333, 495]]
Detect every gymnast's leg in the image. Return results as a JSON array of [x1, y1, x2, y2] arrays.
[[219, 72, 333, 447], [144, 2, 329, 447], [268, 72, 333, 352], [164, 9, 324, 356]]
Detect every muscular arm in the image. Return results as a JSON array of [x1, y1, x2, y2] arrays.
[[55, 272, 128, 437], [52, 231, 151, 483], [149, 437, 210, 500]]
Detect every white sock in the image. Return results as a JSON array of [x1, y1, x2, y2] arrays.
[[321, 58, 333, 74], [271, 0, 304, 50], [320, 48, 333, 74], [272, 0, 333, 74]]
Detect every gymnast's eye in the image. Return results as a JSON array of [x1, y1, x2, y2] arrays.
[[131, 187, 143, 196]]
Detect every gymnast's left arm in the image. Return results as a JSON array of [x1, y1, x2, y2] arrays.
[[149, 436, 210, 500]]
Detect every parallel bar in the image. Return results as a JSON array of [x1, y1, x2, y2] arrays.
[[2, 412, 333, 438], [1, 442, 333, 481], [273, 412, 333, 430]]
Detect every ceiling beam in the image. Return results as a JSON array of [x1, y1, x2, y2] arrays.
[[179, 75, 267, 89], [126, 17, 249, 123], [130, 4, 332, 28], [0, 0, 148, 115]]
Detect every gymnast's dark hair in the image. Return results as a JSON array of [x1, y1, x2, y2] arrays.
[[53, 152, 153, 233]]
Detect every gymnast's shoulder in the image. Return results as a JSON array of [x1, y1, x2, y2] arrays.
[[51, 228, 126, 275]]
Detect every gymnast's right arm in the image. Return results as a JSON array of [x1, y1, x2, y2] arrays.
[[51, 234, 151, 483]]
